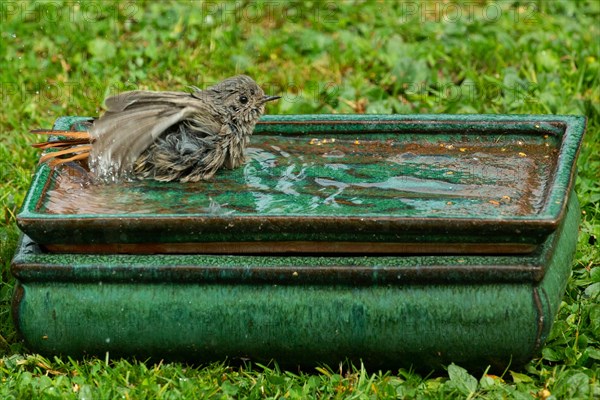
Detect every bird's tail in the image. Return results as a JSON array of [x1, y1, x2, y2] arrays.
[[31, 130, 94, 168]]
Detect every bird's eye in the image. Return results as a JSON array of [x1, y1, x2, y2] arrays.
[[239, 95, 248, 104]]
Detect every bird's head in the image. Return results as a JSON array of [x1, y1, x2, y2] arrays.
[[197, 75, 280, 125]]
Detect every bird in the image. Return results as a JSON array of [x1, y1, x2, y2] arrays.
[[32, 75, 280, 182]]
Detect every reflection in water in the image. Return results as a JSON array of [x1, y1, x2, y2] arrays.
[[42, 134, 557, 217]]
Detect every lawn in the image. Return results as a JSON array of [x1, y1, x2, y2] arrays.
[[1, 0, 599, 398]]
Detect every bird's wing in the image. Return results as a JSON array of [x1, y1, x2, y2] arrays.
[[89, 90, 220, 179]]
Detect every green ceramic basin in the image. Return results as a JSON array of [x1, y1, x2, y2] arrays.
[[11, 114, 586, 368]]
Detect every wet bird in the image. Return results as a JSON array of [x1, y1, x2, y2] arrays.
[[33, 75, 280, 182]]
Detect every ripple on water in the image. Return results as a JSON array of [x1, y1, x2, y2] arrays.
[[41, 134, 557, 217]]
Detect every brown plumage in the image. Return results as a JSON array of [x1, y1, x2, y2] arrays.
[[32, 75, 279, 182]]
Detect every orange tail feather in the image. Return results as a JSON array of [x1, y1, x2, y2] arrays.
[[31, 129, 94, 167], [32, 139, 91, 149], [39, 145, 92, 163], [31, 129, 92, 140], [48, 152, 91, 168]]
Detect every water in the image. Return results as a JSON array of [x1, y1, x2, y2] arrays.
[[40, 134, 557, 218]]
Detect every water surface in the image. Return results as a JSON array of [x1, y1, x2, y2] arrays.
[[40, 133, 558, 217]]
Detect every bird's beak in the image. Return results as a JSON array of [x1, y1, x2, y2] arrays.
[[261, 95, 281, 103]]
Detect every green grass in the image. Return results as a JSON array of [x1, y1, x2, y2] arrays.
[[1, 0, 599, 398]]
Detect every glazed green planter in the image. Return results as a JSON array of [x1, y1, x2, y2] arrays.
[[12, 114, 586, 368]]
